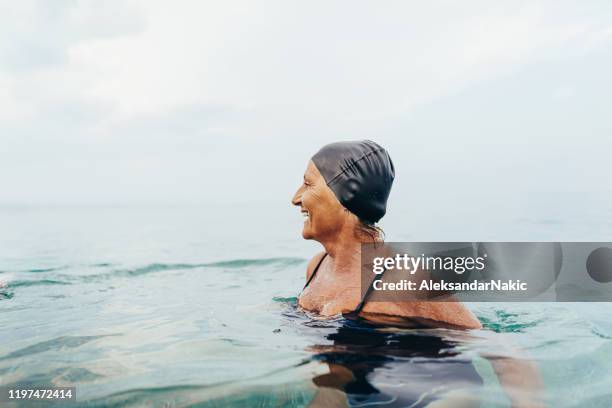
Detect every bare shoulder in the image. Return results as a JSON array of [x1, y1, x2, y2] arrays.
[[360, 254, 482, 329], [363, 300, 483, 330], [305, 251, 327, 281], [411, 301, 484, 329]]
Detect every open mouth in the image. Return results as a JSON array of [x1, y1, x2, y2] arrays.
[[301, 209, 310, 221]]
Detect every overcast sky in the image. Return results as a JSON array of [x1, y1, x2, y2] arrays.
[[1, 1, 611, 226]]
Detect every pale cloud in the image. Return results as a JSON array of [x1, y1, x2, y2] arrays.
[[0, 0, 141, 72], [0, 1, 611, 208], [3, 1, 611, 120], [64, 1, 610, 120]]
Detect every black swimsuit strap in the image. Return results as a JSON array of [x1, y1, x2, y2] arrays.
[[302, 253, 328, 290], [302, 252, 386, 317], [345, 267, 387, 317]]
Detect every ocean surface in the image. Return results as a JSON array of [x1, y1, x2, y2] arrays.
[[1, 205, 611, 407]]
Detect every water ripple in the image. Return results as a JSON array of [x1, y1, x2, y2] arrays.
[[0, 335, 119, 361], [8, 279, 71, 289], [64, 257, 306, 282]]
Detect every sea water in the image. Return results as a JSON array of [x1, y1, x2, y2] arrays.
[[1, 205, 611, 407]]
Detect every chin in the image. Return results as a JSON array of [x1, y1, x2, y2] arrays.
[[301, 226, 315, 240], [302, 230, 314, 240]]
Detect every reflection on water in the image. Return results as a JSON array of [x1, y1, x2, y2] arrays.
[[308, 321, 482, 407], [282, 305, 483, 408]]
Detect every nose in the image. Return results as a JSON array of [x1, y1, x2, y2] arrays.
[[291, 185, 303, 206]]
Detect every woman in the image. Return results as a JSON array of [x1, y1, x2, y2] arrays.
[[292, 140, 482, 329], [291, 141, 545, 408]]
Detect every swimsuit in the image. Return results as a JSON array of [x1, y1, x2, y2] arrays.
[[301, 253, 484, 407], [302, 253, 376, 319]]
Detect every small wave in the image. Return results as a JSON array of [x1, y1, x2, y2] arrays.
[[0, 290, 14, 300], [272, 296, 298, 303], [8, 279, 71, 289], [3, 266, 69, 274], [7, 258, 307, 290], [91, 262, 114, 267], [203, 257, 304, 268], [0, 273, 15, 299], [0, 334, 118, 361], [26, 266, 68, 273], [119, 257, 304, 277], [62, 257, 306, 282], [591, 325, 612, 340]]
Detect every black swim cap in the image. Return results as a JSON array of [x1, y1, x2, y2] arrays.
[[311, 140, 395, 224]]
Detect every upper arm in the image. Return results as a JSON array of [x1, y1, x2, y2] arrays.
[[305, 251, 326, 282], [360, 263, 483, 329], [362, 299, 482, 330]]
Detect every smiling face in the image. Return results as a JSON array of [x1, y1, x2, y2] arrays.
[[291, 161, 348, 241]]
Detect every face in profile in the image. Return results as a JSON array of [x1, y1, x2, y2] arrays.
[[291, 161, 347, 241]]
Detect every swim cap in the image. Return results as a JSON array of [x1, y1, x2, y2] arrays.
[[311, 140, 395, 224]]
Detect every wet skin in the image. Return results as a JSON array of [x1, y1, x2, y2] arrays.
[[292, 160, 482, 329]]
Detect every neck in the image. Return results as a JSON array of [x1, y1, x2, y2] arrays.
[[319, 225, 375, 274]]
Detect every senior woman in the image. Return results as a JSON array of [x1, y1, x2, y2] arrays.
[[292, 140, 545, 408], [292, 140, 481, 329]]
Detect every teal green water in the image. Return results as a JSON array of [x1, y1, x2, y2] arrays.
[[1, 207, 611, 407]]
